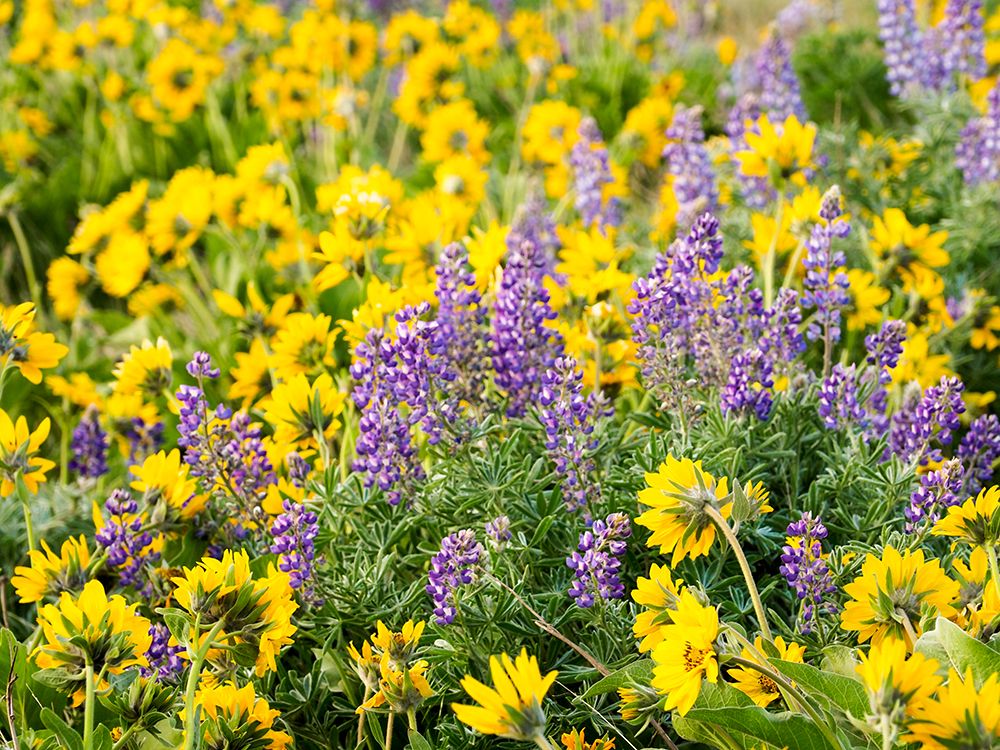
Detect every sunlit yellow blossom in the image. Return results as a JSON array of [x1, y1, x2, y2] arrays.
[[561, 728, 615, 750], [841, 546, 959, 649], [870, 208, 949, 279], [184, 681, 291, 750], [46, 258, 89, 320], [727, 636, 805, 707], [906, 669, 1000, 749], [112, 337, 172, 398], [631, 562, 685, 653], [737, 114, 817, 188], [357, 658, 435, 714], [933, 485, 1000, 548], [264, 372, 345, 448], [0, 410, 54, 497], [421, 99, 490, 165], [270, 313, 338, 381], [845, 269, 890, 332], [0, 303, 68, 384], [11, 535, 90, 603], [452, 649, 557, 740], [650, 589, 719, 715], [130, 449, 206, 522], [856, 638, 941, 721]]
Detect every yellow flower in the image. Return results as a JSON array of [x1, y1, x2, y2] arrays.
[[452, 649, 557, 740], [130, 449, 206, 523], [561, 728, 616, 750], [421, 99, 490, 165], [370, 620, 426, 671], [172, 550, 298, 676], [185, 681, 291, 750], [933, 485, 1000, 548], [889, 327, 954, 388], [34, 580, 151, 702], [631, 562, 685, 653], [906, 669, 1000, 748], [971, 305, 1000, 350], [383, 9, 440, 66], [347, 638, 382, 693], [521, 101, 581, 167], [47, 373, 101, 408], [845, 269, 890, 332], [145, 166, 215, 258], [951, 546, 1000, 637], [621, 95, 674, 167], [650, 589, 719, 715], [269, 313, 338, 381], [214, 284, 295, 339], [0, 302, 68, 384], [229, 339, 274, 407], [357, 659, 435, 714], [635, 455, 731, 566], [112, 337, 172, 399], [856, 639, 940, 720], [46, 257, 90, 320], [870, 208, 949, 278], [11, 535, 91, 603], [94, 230, 150, 298], [264, 372, 345, 448], [717, 36, 738, 66], [841, 546, 959, 649], [736, 114, 817, 188], [0, 410, 54, 497], [727, 636, 805, 707]]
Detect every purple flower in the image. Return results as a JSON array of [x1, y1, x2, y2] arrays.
[[566, 513, 631, 608], [186, 350, 220, 379], [539, 357, 610, 512], [889, 376, 966, 464], [957, 413, 1000, 496], [956, 79, 1000, 186], [570, 117, 620, 232], [802, 187, 851, 347], [125, 419, 164, 463], [491, 229, 564, 418], [865, 320, 907, 383], [663, 105, 718, 232], [877, 0, 924, 96], [69, 409, 108, 479], [426, 529, 485, 625], [754, 32, 806, 122], [779, 513, 837, 634], [95, 488, 159, 594], [905, 458, 964, 533], [485, 515, 512, 549], [142, 624, 185, 682], [721, 349, 775, 420], [271, 500, 323, 605], [818, 364, 866, 430]]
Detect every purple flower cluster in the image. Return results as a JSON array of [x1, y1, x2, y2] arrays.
[[539, 357, 610, 512], [124, 418, 164, 462], [433, 242, 489, 410], [491, 229, 564, 418], [802, 187, 851, 346], [662, 105, 718, 232], [95, 488, 159, 594], [957, 413, 1000, 496], [863, 320, 907, 438], [956, 80, 1000, 186], [270, 499, 322, 605], [142, 623, 185, 682], [566, 513, 631, 608], [570, 117, 620, 232], [721, 349, 775, 420], [485, 515, 512, 549], [779, 513, 838, 634], [889, 376, 966, 464], [905, 458, 965, 533], [754, 32, 805, 122], [426, 529, 485, 625], [877, 0, 924, 96], [505, 193, 560, 276], [818, 364, 866, 430], [69, 410, 108, 479], [727, 95, 773, 209]]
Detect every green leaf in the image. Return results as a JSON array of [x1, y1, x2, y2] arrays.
[[770, 659, 867, 718], [683, 706, 836, 750], [92, 726, 113, 750], [40, 708, 83, 750], [33, 668, 77, 689], [923, 616, 1000, 682], [407, 729, 433, 750], [576, 660, 653, 700]]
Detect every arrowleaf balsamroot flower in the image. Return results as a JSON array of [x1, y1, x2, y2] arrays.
[[0, 302, 68, 384], [932, 484, 1000, 549], [0, 410, 54, 497], [264, 371, 346, 448], [11, 535, 91, 603], [841, 546, 959, 649], [906, 668, 1000, 749], [34, 580, 152, 704], [452, 649, 557, 741], [736, 114, 817, 188], [856, 639, 941, 727], [631, 562, 685, 653], [183, 681, 292, 750], [650, 589, 719, 715], [112, 337, 173, 398], [636, 455, 731, 566], [727, 636, 805, 707]]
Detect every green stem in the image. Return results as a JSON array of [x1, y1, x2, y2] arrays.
[[16, 478, 36, 553], [8, 213, 42, 315], [182, 619, 226, 750], [112, 723, 141, 750], [384, 712, 394, 750], [83, 660, 96, 750], [986, 544, 1000, 599], [762, 199, 784, 308], [704, 505, 772, 642]]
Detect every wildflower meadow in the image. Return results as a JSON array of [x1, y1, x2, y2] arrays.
[[3, 0, 1000, 748]]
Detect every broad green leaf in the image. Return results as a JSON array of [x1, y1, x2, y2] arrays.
[[40, 708, 83, 750], [407, 729, 433, 750], [576, 660, 653, 700], [684, 706, 836, 750], [771, 659, 867, 718], [928, 616, 1000, 681]]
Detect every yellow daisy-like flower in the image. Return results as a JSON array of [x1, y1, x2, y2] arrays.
[[34, 580, 151, 703], [840, 546, 959, 649], [46, 257, 90, 321], [856, 638, 940, 720], [421, 98, 490, 166], [184, 681, 291, 750], [0, 302, 68, 384], [727, 636, 805, 707], [357, 658, 435, 715], [906, 669, 1000, 749], [264, 372, 345, 448], [650, 589, 719, 716], [561, 728, 616, 750], [347, 638, 382, 693], [0, 409, 54, 497], [951, 546, 1000, 637], [932, 485, 1000, 548], [845, 269, 890, 332], [11, 535, 91, 603], [369, 620, 426, 672], [112, 337, 173, 399], [452, 649, 557, 740], [631, 562, 685, 653], [870, 208, 949, 278], [172, 550, 298, 676], [269, 313, 338, 381], [635, 455, 732, 566], [736, 114, 817, 188], [129, 449, 206, 523]]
